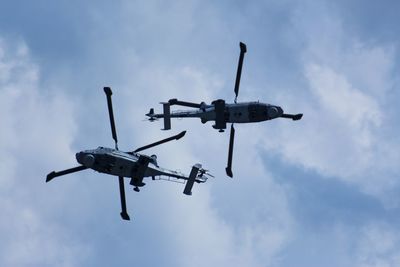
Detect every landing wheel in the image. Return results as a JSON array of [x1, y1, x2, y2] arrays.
[[219, 129, 224, 133], [134, 187, 140, 192]]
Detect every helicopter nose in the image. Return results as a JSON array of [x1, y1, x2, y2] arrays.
[[267, 106, 283, 119], [76, 152, 95, 167], [76, 152, 84, 164]]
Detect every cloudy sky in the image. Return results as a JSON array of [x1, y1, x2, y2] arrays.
[[1, 0, 400, 266]]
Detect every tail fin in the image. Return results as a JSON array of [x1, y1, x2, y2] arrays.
[[162, 102, 171, 130], [146, 108, 156, 121]]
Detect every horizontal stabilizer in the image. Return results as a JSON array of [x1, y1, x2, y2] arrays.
[[146, 108, 156, 120], [183, 164, 201, 196], [162, 103, 171, 130]]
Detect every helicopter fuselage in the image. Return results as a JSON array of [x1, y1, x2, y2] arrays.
[[157, 101, 283, 125], [47, 87, 210, 221], [145, 42, 302, 178], [75, 147, 186, 184]]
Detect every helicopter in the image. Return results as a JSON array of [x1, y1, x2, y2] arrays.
[[146, 42, 303, 178], [46, 87, 211, 221]]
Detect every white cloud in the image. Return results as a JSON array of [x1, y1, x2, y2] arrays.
[[0, 33, 294, 265], [356, 222, 400, 267], [262, 6, 400, 206], [153, 148, 293, 267], [0, 37, 89, 266], [115, 64, 294, 267], [0, 202, 90, 267], [2, 1, 399, 266], [306, 63, 382, 130]]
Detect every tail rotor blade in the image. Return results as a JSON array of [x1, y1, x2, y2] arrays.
[[104, 87, 118, 150], [133, 131, 186, 153], [168, 99, 202, 108], [46, 165, 88, 182], [118, 176, 130, 220], [225, 124, 235, 178], [234, 42, 247, 103]]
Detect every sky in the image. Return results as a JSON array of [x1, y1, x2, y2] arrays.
[[0, 0, 400, 266]]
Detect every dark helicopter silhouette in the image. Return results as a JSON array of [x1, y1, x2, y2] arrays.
[[147, 42, 303, 177], [47, 87, 211, 220]]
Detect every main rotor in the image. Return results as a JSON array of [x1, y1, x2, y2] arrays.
[[47, 87, 188, 221]]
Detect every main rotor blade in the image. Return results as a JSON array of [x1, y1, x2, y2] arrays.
[[225, 124, 235, 178], [281, 113, 303, 121], [118, 176, 130, 220], [46, 165, 88, 182], [234, 42, 247, 103], [104, 87, 118, 150], [168, 99, 201, 108], [133, 131, 186, 153]]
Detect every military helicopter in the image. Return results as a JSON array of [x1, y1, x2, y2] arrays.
[[146, 42, 303, 177], [46, 87, 211, 221]]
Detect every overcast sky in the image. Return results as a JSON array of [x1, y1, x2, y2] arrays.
[[1, 1, 400, 266]]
